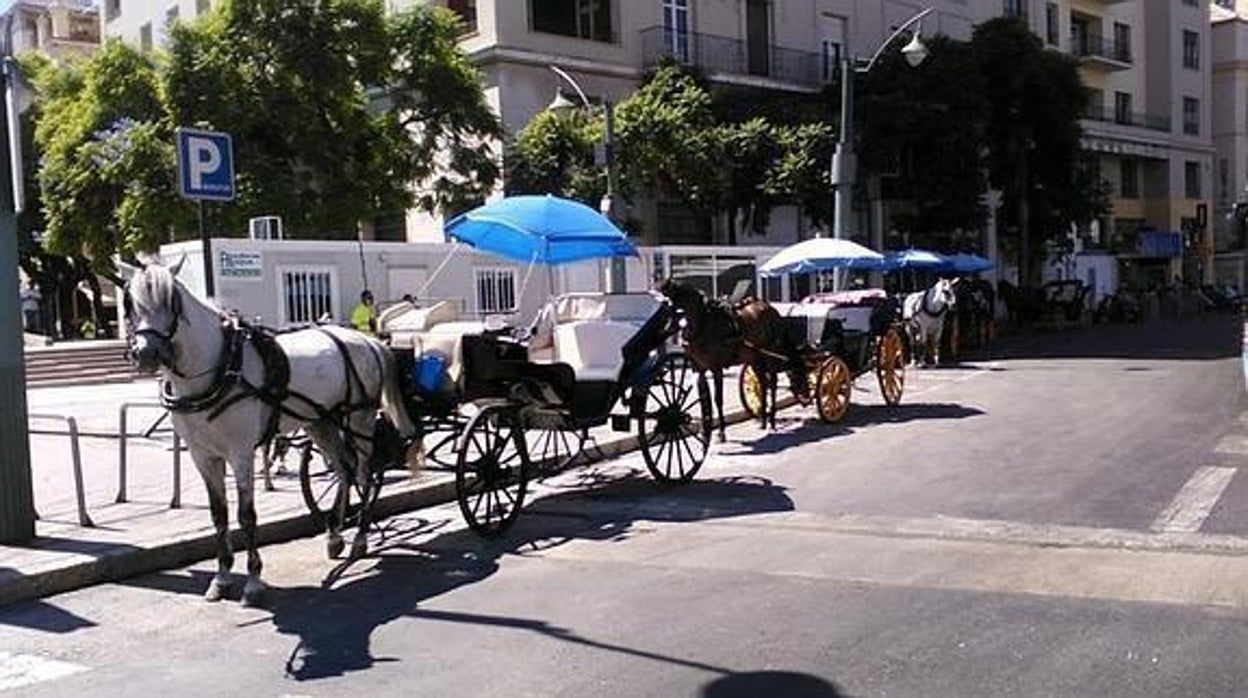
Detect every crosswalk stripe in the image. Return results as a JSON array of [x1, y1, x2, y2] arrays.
[[0, 652, 87, 692], [1150, 466, 1238, 533]]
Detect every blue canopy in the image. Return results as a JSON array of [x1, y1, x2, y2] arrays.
[[882, 248, 949, 270], [445, 195, 636, 265], [943, 253, 994, 274]]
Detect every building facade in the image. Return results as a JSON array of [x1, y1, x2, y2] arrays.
[[106, 0, 1219, 288], [1213, 0, 1248, 288], [3, 0, 99, 60]]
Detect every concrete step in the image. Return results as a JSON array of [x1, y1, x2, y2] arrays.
[[23, 340, 135, 387]]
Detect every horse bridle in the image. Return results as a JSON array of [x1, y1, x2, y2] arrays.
[[123, 284, 187, 375]]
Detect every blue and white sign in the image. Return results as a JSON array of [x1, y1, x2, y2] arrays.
[[176, 127, 235, 201]]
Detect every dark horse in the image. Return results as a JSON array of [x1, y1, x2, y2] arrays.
[[659, 279, 809, 440]]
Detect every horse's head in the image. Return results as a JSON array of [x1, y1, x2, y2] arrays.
[[931, 278, 958, 310], [122, 257, 187, 374], [657, 278, 706, 317]]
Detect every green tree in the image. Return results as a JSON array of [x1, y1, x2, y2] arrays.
[[504, 109, 603, 206], [32, 41, 189, 271], [858, 36, 988, 247], [973, 18, 1108, 284]]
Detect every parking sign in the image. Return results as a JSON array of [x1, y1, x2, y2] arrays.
[[176, 127, 235, 201]]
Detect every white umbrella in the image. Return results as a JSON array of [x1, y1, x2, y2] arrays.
[[759, 238, 886, 276]]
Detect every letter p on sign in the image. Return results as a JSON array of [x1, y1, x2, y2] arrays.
[[176, 127, 235, 201]]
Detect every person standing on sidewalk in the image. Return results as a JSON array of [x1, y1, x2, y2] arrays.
[[20, 281, 41, 333]]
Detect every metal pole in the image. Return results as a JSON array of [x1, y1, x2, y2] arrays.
[[601, 100, 626, 293], [199, 200, 213, 298], [0, 56, 33, 542], [830, 55, 856, 291]]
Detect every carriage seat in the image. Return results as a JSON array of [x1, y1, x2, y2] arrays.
[[382, 301, 485, 380], [529, 292, 664, 381]]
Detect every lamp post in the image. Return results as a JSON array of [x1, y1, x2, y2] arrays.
[[832, 8, 932, 289], [547, 65, 625, 292]]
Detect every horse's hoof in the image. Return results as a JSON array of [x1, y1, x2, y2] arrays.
[[326, 535, 345, 560], [204, 578, 230, 602], [349, 537, 368, 559], [242, 579, 267, 608]]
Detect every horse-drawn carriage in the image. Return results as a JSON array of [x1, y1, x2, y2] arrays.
[[737, 289, 907, 424]]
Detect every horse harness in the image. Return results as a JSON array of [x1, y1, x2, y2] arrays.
[[128, 286, 383, 449], [917, 286, 951, 319]]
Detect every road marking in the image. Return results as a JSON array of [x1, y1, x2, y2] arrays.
[[0, 652, 87, 692], [1215, 434, 1248, 455], [1150, 466, 1238, 533]]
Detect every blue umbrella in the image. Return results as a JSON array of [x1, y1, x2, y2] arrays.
[[944, 253, 994, 274], [883, 248, 949, 270], [445, 194, 636, 265]]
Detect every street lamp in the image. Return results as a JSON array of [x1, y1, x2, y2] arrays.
[[831, 8, 933, 264], [547, 65, 625, 292]]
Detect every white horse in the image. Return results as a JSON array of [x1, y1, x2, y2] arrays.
[[123, 259, 416, 606], [902, 278, 959, 366]]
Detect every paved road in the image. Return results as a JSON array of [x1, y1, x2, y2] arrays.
[[1, 315, 1245, 697]]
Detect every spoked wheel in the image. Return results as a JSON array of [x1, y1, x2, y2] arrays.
[[526, 427, 586, 475], [875, 326, 906, 407], [456, 404, 530, 537], [737, 364, 766, 419], [816, 356, 853, 423], [638, 353, 711, 482], [299, 442, 381, 532]]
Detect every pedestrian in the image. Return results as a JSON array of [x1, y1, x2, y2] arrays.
[[350, 290, 377, 335], [19, 281, 40, 333], [402, 293, 418, 308]]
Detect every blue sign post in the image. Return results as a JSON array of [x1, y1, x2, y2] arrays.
[[176, 127, 235, 297]]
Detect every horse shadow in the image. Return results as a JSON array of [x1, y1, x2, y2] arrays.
[[126, 474, 796, 683]]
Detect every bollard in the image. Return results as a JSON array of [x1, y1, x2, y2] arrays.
[[171, 431, 182, 509], [117, 401, 175, 506]]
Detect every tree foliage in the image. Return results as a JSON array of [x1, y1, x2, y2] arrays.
[[505, 109, 603, 205]]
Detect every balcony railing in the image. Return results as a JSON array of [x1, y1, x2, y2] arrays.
[[640, 26, 825, 89], [1071, 33, 1132, 64], [1083, 106, 1170, 132]]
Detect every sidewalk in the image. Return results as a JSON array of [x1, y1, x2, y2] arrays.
[[0, 372, 767, 608]]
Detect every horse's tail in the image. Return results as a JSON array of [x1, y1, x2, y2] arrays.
[[377, 344, 422, 471]]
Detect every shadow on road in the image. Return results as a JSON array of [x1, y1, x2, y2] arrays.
[[701, 670, 848, 698], [120, 474, 797, 684], [971, 314, 1241, 362], [720, 402, 984, 456]]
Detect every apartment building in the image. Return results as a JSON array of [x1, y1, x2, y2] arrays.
[[1213, 0, 1248, 287], [3, 0, 99, 60], [103, 0, 1218, 286]]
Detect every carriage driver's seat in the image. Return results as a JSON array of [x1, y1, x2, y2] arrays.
[[529, 292, 665, 381]]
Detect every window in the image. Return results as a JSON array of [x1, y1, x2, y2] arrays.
[[663, 0, 690, 62], [279, 267, 337, 326], [1182, 30, 1199, 70], [1183, 97, 1199, 135], [448, 0, 478, 33], [1219, 158, 1230, 207], [1113, 22, 1130, 62], [531, 0, 613, 43], [139, 22, 152, 51], [1185, 161, 1202, 199], [1114, 91, 1132, 125], [1119, 158, 1139, 199], [1181, 0, 1198, 6], [105, 0, 120, 21], [165, 5, 178, 26], [196, 0, 210, 15], [1045, 3, 1059, 45], [474, 267, 517, 314], [820, 14, 845, 83], [1004, 0, 1027, 20]]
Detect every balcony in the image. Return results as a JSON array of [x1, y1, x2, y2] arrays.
[[640, 26, 825, 90], [1071, 33, 1131, 70], [1083, 106, 1171, 133]]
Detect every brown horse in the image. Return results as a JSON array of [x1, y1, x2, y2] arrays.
[[659, 279, 808, 440]]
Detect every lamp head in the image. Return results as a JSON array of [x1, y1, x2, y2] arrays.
[[901, 31, 929, 67], [546, 90, 579, 113]]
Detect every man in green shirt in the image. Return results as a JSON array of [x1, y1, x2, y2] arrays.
[[350, 290, 377, 335]]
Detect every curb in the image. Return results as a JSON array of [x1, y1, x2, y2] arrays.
[[1, 395, 789, 608]]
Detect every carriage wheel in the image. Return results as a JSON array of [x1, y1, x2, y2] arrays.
[[737, 364, 766, 419], [527, 427, 586, 474], [456, 404, 529, 537], [298, 441, 378, 532], [639, 353, 711, 482], [875, 327, 906, 407], [816, 356, 853, 423]]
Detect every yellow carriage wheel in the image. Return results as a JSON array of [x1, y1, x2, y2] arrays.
[[738, 364, 766, 419], [876, 327, 906, 407], [816, 356, 852, 423]]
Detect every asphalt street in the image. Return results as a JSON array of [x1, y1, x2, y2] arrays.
[[1, 314, 1245, 698]]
